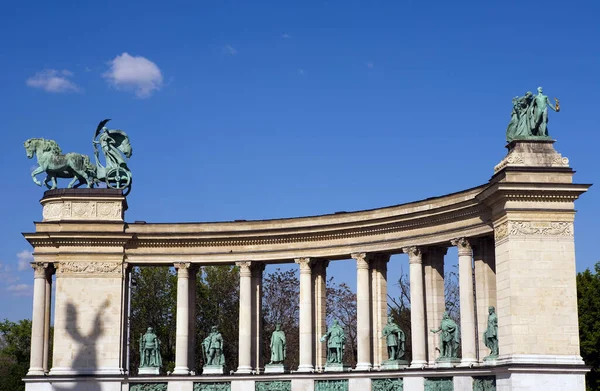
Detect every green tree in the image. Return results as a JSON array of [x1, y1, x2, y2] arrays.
[[577, 262, 600, 391], [196, 265, 240, 372], [0, 319, 32, 391], [130, 266, 177, 373]]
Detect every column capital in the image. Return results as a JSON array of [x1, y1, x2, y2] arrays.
[[174, 262, 191, 278], [295, 257, 312, 273], [32, 262, 50, 279], [402, 246, 423, 263], [351, 252, 370, 269], [451, 237, 472, 255], [236, 261, 253, 277]]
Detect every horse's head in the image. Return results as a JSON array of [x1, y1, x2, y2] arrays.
[[24, 138, 38, 159]]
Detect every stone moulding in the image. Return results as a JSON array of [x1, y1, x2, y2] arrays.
[[56, 261, 123, 276], [494, 221, 574, 241]]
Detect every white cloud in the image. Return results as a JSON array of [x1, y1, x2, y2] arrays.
[[26, 69, 80, 93], [6, 284, 32, 297], [17, 250, 33, 271], [103, 52, 163, 98], [223, 45, 237, 55]]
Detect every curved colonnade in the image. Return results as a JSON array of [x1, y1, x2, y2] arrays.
[[23, 140, 590, 391]]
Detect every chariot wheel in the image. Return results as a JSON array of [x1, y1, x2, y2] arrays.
[[106, 166, 132, 195]]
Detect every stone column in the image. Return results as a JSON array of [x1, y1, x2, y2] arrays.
[[188, 265, 198, 373], [312, 260, 328, 372], [28, 262, 49, 376], [474, 237, 497, 361], [404, 246, 427, 367], [236, 261, 253, 374], [173, 262, 191, 375], [452, 237, 477, 366], [424, 247, 446, 365], [371, 254, 389, 370], [43, 265, 54, 373], [352, 252, 372, 371], [251, 263, 265, 373], [295, 257, 314, 372]]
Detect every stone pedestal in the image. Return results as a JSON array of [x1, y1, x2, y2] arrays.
[[324, 363, 350, 372], [202, 365, 225, 375], [435, 357, 460, 368], [138, 367, 160, 375], [264, 363, 289, 374], [381, 359, 409, 370]]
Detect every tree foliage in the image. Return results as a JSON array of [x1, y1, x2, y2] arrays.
[[262, 268, 299, 369], [0, 319, 33, 391], [326, 278, 357, 367], [577, 262, 600, 391]]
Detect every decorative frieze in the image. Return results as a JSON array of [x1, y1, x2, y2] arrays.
[[494, 221, 574, 241], [473, 376, 496, 391], [372, 378, 403, 391], [315, 379, 348, 391], [42, 200, 123, 222], [424, 378, 453, 391], [194, 383, 231, 391], [130, 384, 167, 391], [55, 261, 122, 276], [255, 381, 292, 391]]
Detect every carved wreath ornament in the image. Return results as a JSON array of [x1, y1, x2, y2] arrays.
[[494, 221, 573, 240], [56, 261, 122, 275]]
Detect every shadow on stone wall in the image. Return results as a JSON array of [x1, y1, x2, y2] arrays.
[[53, 299, 109, 391]]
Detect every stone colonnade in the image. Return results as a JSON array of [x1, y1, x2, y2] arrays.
[[23, 139, 590, 391], [26, 237, 498, 376]]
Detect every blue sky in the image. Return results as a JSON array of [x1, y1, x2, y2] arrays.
[[1, 0, 599, 321]]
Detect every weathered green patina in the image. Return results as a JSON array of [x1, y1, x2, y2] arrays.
[[269, 323, 286, 364], [193, 383, 231, 391], [506, 87, 560, 142], [473, 376, 496, 391], [430, 312, 460, 360], [24, 119, 133, 195], [314, 379, 349, 391], [130, 384, 167, 391], [202, 326, 225, 366], [483, 306, 499, 359], [255, 380, 292, 391], [320, 319, 346, 364], [372, 378, 403, 391], [424, 378, 453, 391], [382, 318, 406, 361], [139, 327, 162, 370]]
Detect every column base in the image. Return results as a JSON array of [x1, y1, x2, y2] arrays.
[[296, 364, 315, 373], [458, 357, 478, 367], [354, 362, 372, 371], [235, 365, 253, 375], [26, 367, 45, 376], [172, 366, 190, 375], [409, 360, 428, 369]]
